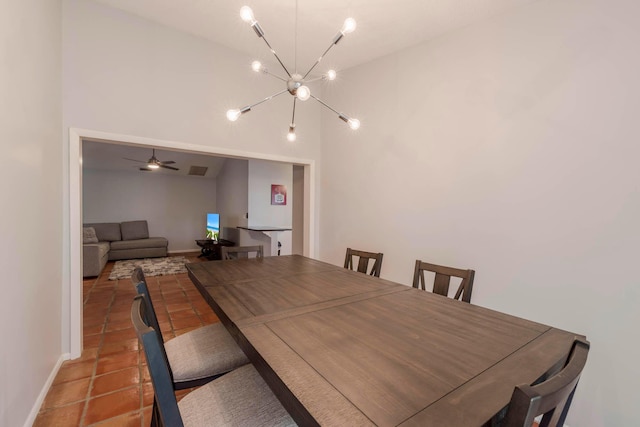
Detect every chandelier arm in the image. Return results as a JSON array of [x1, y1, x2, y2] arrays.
[[309, 94, 340, 116], [263, 69, 288, 82], [246, 89, 289, 110], [291, 97, 297, 124], [302, 42, 338, 80], [259, 36, 292, 78]]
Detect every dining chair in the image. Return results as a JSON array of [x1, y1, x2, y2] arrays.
[[502, 338, 590, 427], [131, 267, 249, 389], [221, 245, 264, 260], [131, 295, 296, 427], [344, 248, 384, 277], [412, 260, 475, 303]]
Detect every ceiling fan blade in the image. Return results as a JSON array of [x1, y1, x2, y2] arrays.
[[159, 164, 179, 171], [124, 157, 146, 163], [159, 160, 176, 165], [139, 167, 152, 172]]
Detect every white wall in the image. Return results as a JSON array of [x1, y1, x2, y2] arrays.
[[248, 160, 293, 255], [292, 165, 305, 255], [0, 1, 62, 425], [320, 0, 640, 425], [216, 158, 249, 242], [83, 169, 217, 251]]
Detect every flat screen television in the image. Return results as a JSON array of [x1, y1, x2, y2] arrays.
[[206, 213, 220, 240]]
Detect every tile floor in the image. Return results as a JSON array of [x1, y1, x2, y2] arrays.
[[34, 253, 216, 426]]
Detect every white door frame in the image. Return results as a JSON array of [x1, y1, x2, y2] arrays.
[[68, 127, 316, 358]]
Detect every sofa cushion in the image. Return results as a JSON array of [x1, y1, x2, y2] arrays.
[[83, 227, 99, 244], [120, 220, 149, 241], [84, 223, 121, 242], [110, 237, 168, 251]]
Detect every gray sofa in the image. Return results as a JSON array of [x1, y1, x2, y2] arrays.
[[83, 220, 168, 277]]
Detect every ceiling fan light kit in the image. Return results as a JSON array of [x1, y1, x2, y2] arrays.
[[227, 4, 360, 141]]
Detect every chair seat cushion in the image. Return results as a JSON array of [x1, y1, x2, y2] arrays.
[[165, 323, 249, 383], [178, 364, 296, 427], [109, 237, 167, 251]]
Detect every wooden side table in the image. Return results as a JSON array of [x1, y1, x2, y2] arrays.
[[195, 239, 234, 260]]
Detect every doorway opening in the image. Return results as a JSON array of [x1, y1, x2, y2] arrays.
[[68, 128, 316, 358]]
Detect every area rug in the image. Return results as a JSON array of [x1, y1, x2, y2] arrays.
[[108, 256, 190, 280]]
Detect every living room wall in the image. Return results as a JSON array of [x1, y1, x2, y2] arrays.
[[83, 169, 218, 252], [319, 0, 640, 425]]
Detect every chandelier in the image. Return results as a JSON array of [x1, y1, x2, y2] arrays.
[[226, 5, 360, 142]]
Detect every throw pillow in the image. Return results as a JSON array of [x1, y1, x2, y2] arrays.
[[83, 227, 99, 244]]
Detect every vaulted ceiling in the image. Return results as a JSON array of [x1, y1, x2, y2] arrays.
[[83, 0, 537, 176], [92, 0, 537, 72]]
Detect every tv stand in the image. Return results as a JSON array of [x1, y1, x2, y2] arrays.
[[195, 239, 234, 260]]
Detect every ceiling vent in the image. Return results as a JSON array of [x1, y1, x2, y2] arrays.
[[188, 166, 208, 176]]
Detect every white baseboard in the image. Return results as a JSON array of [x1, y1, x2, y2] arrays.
[[23, 353, 71, 427]]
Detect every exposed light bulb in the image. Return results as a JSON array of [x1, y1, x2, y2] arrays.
[[296, 85, 311, 101], [251, 60, 262, 72], [326, 69, 337, 81], [341, 18, 357, 34], [348, 118, 360, 130], [226, 109, 241, 121], [240, 6, 255, 23], [287, 125, 297, 142]]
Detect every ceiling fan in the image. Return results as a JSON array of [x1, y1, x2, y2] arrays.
[[123, 149, 179, 171]]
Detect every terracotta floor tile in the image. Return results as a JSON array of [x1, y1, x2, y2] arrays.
[[165, 302, 192, 312], [102, 328, 137, 344], [162, 331, 175, 341], [95, 351, 139, 375], [107, 310, 132, 323], [99, 339, 139, 356], [169, 309, 198, 319], [83, 313, 107, 328], [34, 401, 84, 427], [40, 255, 209, 425], [171, 316, 203, 330], [83, 333, 103, 349], [42, 377, 91, 409], [84, 323, 105, 336], [105, 318, 134, 332], [91, 367, 140, 397], [142, 382, 154, 407], [141, 406, 153, 426], [200, 312, 220, 324], [84, 387, 140, 425], [54, 360, 95, 384], [86, 410, 142, 427], [66, 347, 99, 365]]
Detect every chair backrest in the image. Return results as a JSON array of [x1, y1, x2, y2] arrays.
[[131, 295, 184, 427], [221, 245, 264, 260], [344, 248, 384, 277], [131, 267, 164, 344], [502, 338, 590, 427], [412, 260, 475, 303]]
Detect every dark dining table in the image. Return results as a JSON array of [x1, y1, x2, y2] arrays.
[[187, 255, 582, 426]]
